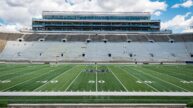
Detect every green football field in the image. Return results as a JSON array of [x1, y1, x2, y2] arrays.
[[0, 63, 193, 92]]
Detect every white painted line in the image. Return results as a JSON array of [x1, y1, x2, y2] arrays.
[[33, 65, 77, 91], [96, 65, 98, 92], [1, 67, 58, 91], [145, 67, 188, 82], [8, 103, 186, 107], [0, 65, 44, 80], [1, 92, 193, 96], [108, 66, 128, 92], [119, 66, 159, 92], [133, 68, 190, 92], [65, 68, 82, 91]]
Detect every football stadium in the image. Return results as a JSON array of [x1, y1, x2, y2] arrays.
[[0, 11, 193, 107]]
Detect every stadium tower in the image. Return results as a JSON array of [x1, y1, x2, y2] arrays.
[[32, 11, 170, 34]]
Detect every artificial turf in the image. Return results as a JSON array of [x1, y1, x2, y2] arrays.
[[0, 63, 193, 104], [0, 64, 193, 92]]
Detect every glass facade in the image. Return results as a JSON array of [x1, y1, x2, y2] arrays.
[[43, 15, 150, 21], [32, 11, 160, 32]]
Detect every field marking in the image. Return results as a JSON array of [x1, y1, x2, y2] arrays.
[[0, 65, 42, 79], [153, 67, 193, 80], [107, 66, 128, 92], [8, 103, 187, 107], [152, 69, 193, 85], [0, 80, 11, 83], [98, 80, 105, 83], [142, 67, 189, 83], [136, 80, 152, 84], [1, 66, 60, 92], [0, 65, 49, 83], [88, 80, 95, 83], [146, 67, 193, 87], [136, 67, 191, 92], [36, 80, 58, 84], [95, 65, 98, 92], [119, 66, 159, 92], [131, 67, 190, 92], [0, 66, 48, 85], [0, 65, 29, 75], [64, 68, 82, 91], [33, 65, 77, 91], [1, 92, 193, 96], [181, 81, 193, 84]]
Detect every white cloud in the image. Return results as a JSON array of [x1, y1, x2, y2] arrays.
[[183, 28, 193, 33], [0, 0, 167, 29], [153, 11, 161, 16], [0, 24, 22, 33], [161, 12, 193, 33], [172, 0, 193, 8]]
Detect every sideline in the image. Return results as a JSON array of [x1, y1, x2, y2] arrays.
[[0, 92, 193, 96]]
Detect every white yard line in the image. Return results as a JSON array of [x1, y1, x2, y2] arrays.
[[1, 67, 58, 92], [96, 65, 98, 92], [0, 66, 44, 83], [144, 68, 189, 81], [0, 65, 43, 78], [65, 68, 82, 91], [1, 92, 193, 96], [119, 66, 159, 92], [8, 103, 187, 107], [8, 103, 187, 106], [108, 66, 128, 92], [132, 68, 189, 92], [0, 66, 29, 78], [33, 65, 78, 91]]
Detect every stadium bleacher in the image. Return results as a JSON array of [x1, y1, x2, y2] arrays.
[[0, 32, 193, 63], [0, 33, 23, 41], [23, 34, 46, 41]]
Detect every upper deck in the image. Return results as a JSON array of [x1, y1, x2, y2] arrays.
[[42, 11, 151, 21]]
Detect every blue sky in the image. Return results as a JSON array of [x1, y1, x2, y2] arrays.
[[0, 0, 192, 33], [153, 0, 192, 20], [152, 0, 193, 33]]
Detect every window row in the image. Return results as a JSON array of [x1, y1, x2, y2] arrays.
[[33, 21, 160, 26], [43, 15, 150, 20]]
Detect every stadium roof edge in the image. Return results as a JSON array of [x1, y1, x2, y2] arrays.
[[32, 19, 160, 22], [11, 31, 172, 35], [42, 11, 151, 17], [1, 31, 193, 36]]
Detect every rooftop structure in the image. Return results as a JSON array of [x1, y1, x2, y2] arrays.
[[32, 11, 166, 33]]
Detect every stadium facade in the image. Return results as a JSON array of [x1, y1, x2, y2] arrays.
[[32, 11, 170, 33], [0, 11, 192, 63]]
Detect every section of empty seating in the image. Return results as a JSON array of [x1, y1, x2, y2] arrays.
[[90, 35, 105, 42], [169, 35, 184, 42], [41, 42, 86, 61], [0, 41, 87, 61], [184, 42, 193, 56], [0, 41, 193, 62], [85, 43, 108, 61], [106, 35, 127, 42], [181, 34, 193, 42], [127, 35, 148, 42], [0, 32, 193, 62], [67, 35, 88, 42], [45, 35, 66, 41], [147, 35, 169, 42], [0, 33, 23, 41], [1, 32, 193, 42], [23, 34, 46, 41]]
